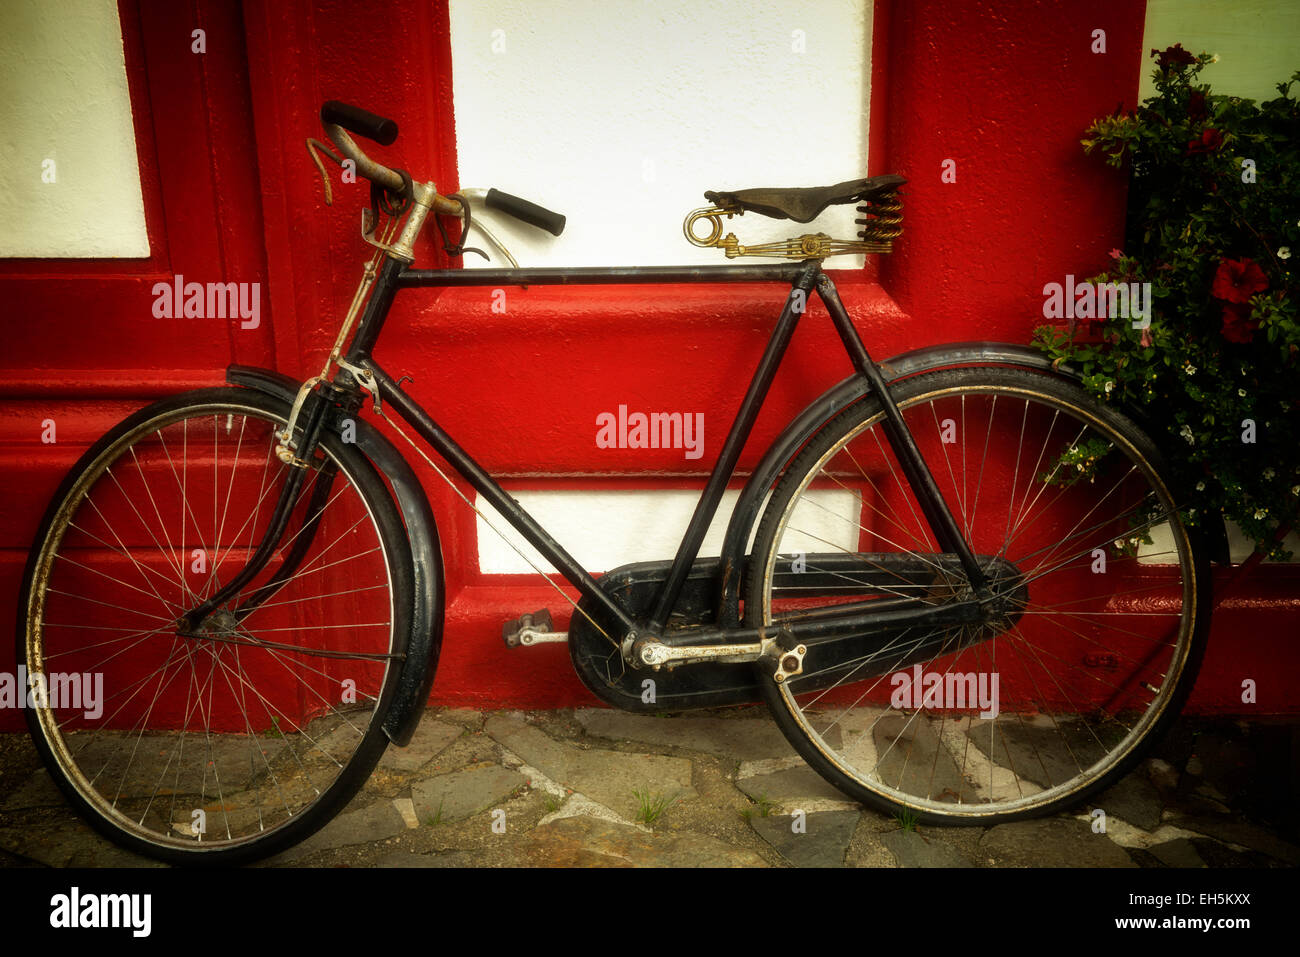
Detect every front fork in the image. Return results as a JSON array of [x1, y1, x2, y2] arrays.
[[179, 381, 357, 634], [179, 183, 434, 634]]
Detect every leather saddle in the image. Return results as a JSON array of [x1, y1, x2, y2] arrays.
[[703, 174, 906, 224]]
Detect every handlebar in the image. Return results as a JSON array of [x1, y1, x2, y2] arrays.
[[484, 188, 566, 236], [318, 100, 565, 237], [320, 100, 408, 196], [321, 101, 398, 146]]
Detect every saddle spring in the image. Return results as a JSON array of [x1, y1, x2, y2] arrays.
[[854, 187, 904, 251]]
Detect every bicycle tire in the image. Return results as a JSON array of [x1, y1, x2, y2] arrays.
[[746, 365, 1211, 824], [16, 387, 414, 865]]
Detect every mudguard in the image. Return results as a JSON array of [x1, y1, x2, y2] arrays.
[[226, 365, 443, 747], [715, 340, 1137, 623]]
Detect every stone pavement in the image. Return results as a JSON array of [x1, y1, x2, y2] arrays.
[[0, 707, 1296, 868]]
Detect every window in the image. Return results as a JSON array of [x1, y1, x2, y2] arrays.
[[449, 0, 873, 268], [0, 0, 149, 258]]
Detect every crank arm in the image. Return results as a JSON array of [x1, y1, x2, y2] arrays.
[[630, 597, 985, 681], [630, 635, 808, 683], [633, 638, 767, 668]]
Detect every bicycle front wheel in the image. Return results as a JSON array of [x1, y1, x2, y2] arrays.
[[17, 387, 412, 864], [747, 366, 1210, 824]]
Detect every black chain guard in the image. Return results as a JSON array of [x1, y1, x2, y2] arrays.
[[568, 558, 766, 714], [569, 554, 1026, 714]]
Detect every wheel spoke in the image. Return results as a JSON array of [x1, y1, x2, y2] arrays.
[[22, 397, 403, 860], [754, 373, 1201, 820]]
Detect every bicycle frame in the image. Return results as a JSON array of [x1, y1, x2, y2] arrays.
[[188, 241, 997, 688], [336, 256, 990, 655]]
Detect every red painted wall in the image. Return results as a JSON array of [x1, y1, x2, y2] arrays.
[[2, 0, 1295, 727]]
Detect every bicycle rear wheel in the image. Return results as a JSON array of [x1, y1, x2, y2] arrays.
[[17, 387, 412, 864], [747, 366, 1210, 823]]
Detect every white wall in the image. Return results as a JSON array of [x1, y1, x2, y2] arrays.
[[0, 0, 149, 258], [449, 0, 872, 269], [476, 487, 860, 574], [451, 1, 873, 576]]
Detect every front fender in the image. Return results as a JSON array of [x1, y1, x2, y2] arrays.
[[715, 341, 1100, 623], [226, 365, 443, 747]]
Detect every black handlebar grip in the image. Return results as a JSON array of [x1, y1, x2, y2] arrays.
[[485, 189, 566, 237], [321, 101, 399, 146]]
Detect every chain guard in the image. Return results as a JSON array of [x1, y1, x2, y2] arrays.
[[569, 558, 766, 713], [569, 555, 1027, 714]]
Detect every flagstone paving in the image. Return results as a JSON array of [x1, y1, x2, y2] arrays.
[[0, 709, 1295, 868]]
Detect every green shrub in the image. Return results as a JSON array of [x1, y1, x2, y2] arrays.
[[1034, 46, 1300, 558]]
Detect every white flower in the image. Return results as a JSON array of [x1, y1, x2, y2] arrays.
[[1184, 363, 1197, 375], [1210, 54, 1220, 63], [1280, 247, 1292, 260], [1239, 388, 1247, 397], [1196, 481, 1206, 491], [1104, 380, 1115, 394], [1263, 468, 1275, 479], [1254, 508, 1267, 520], [1180, 424, 1195, 444], [1292, 485, 1300, 496]]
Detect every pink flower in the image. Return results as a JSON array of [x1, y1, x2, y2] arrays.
[[1109, 248, 1124, 261]]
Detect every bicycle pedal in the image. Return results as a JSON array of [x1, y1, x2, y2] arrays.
[[502, 609, 565, 648]]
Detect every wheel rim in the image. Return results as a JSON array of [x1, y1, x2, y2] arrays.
[[757, 381, 1199, 819], [24, 401, 400, 853]]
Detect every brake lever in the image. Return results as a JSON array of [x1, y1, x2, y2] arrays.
[[455, 189, 520, 269], [429, 191, 487, 263]]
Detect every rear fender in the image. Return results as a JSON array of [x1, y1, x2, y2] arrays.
[[226, 365, 443, 747]]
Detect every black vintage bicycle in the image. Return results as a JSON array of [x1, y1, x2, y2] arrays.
[[17, 102, 1211, 865]]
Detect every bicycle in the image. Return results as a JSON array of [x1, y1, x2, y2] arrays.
[[16, 101, 1211, 865]]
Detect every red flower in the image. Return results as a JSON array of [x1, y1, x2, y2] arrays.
[[1188, 91, 1208, 121], [1221, 303, 1258, 343], [1211, 258, 1269, 303], [1186, 128, 1224, 154], [1152, 44, 1198, 72]]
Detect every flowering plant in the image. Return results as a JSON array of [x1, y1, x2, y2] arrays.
[[1034, 47, 1300, 559]]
